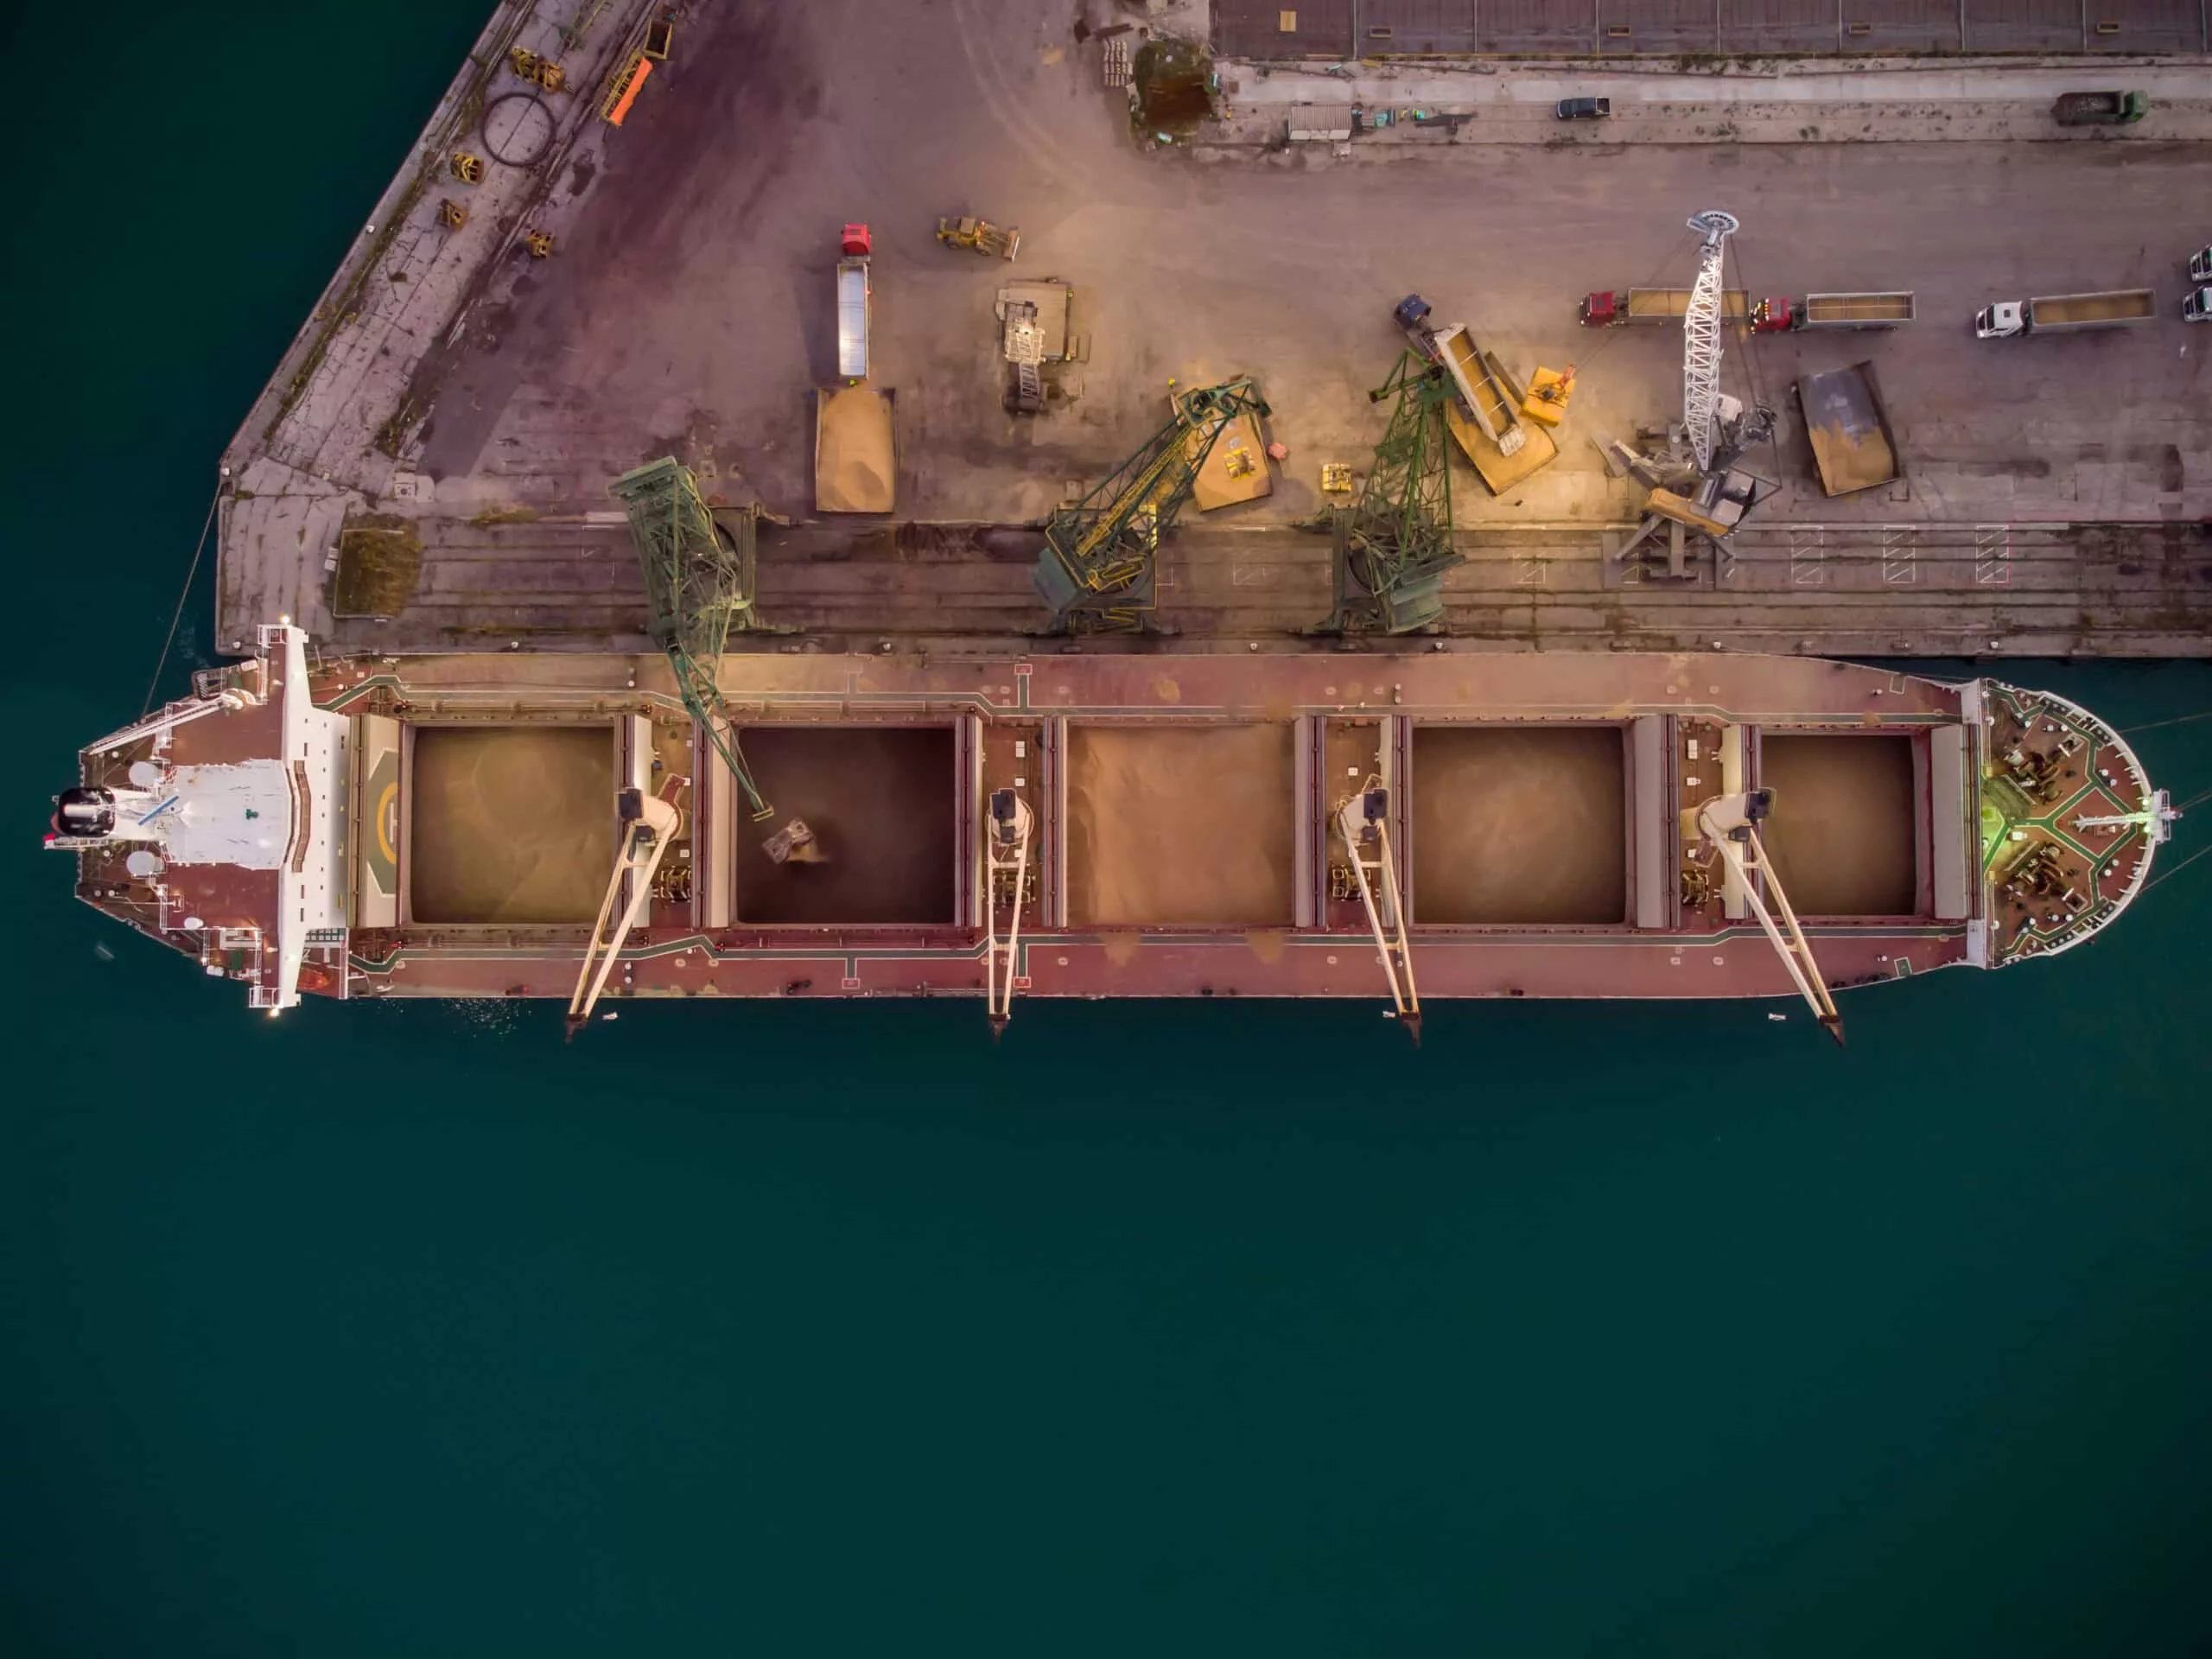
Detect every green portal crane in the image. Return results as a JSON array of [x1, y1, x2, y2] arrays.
[[610, 456, 772, 820], [1033, 378, 1268, 633], [1322, 353, 1465, 634]]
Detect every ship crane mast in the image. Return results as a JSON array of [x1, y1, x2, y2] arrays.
[[1696, 788, 1844, 1044], [1337, 781, 1421, 1040]]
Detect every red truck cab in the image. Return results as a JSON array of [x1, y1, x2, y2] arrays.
[[1750, 296, 1796, 334], [1580, 290, 1620, 327]]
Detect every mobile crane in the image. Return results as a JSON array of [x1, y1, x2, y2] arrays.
[[1609, 211, 1777, 579]]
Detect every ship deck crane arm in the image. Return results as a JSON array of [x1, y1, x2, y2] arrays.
[[567, 779, 687, 1039], [1337, 779, 1421, 1040], [1697, 788, 1843, 1043]]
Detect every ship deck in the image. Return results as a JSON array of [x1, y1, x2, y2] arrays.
[[312, 648, 1983, 1010]]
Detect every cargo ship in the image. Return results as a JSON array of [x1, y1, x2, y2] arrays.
[[48, 625, 2174, 1038]]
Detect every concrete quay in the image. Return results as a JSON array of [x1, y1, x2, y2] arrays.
[[215, 0, 2212, 660]]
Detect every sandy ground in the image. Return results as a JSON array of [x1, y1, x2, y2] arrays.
[[408, 726, 614, 924], [1066, 724, 1295, 925], [1758, 733, 1919, 916], [397, 0, 2212, 536], [730, 727, 956, 924], [1411, 727, 1629, 925]]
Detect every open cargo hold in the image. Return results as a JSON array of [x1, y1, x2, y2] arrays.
[[1411, 727, 1627, 925], [1065, 724, 1295, 925], [729, 727, 956, 925], [1758, 734, 1919, 917], [408, 727, 614, 924]]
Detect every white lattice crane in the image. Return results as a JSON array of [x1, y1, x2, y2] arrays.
[[1608, 207, 1776, 578], [1681, 210, 1739, 475]]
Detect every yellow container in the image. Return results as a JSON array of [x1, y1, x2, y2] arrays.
[[1522, 366, 1573, 427]]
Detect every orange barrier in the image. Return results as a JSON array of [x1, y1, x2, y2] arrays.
[[602, 54, 652, 126]]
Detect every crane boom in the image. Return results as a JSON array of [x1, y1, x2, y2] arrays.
[[982, 788, 1034, 1035], [1337, 781, 1421, 1041], [1697, 788, 1843, 1043], [611, 457, 773, 820], [1322, 352, 1465, 634], [1033, 378, 1268, 632], [1682, 210, 1739, 474], [567, 780, 686, 1038]]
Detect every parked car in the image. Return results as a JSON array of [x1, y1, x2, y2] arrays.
[[1555, 97, 1611, 120]]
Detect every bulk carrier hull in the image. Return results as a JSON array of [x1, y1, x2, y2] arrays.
[[50, 629, 2170, 1029]]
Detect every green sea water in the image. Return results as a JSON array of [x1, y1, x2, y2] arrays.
[[6, 4, 2212, 1653]]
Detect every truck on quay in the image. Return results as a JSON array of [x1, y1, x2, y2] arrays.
[[1974, 289, 2157, 339], [836, 222, 872, 380], [1581, 287, 1750, 327], [2051, 91, 2148, 126], [1751, 292, 1915, 333], [1796, 363, 1901, 497]]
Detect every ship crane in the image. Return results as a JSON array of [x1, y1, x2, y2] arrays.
[[982, 788, 1034, 1036], [1337, 780, 1421, 1041], [1319, 352, 1466, 634], [611, 456, 803, 854], [1695, 788, 1844, 1044], [1032, 378, 1268, 633], [568, 778, 688, 1039], [1611, 210, 1777, 579]]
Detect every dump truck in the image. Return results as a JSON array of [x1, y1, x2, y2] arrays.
[[1796, 363, 1900, 498], [1750, 291, 1916, 333], [836, 223, 872, 380], [1974, 289, 2157, 339], [2052, 91, 2147, 126], [1581, 287, 1750, 327]]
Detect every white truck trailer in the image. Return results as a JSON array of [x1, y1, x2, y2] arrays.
[[1974, 289, 2156, 339]]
